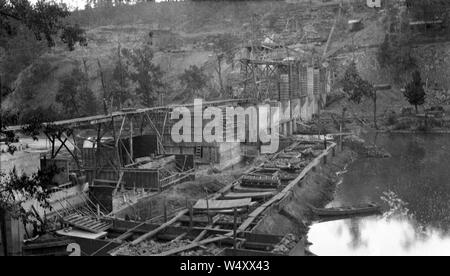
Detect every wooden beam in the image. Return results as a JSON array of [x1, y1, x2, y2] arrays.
[[129, 118, 133, 162], [130, 209, 189, 245], [238, 143, 337, 232], [5, 99, 250, 132], [154, 233, 233, 256], [56, 136, 81, 170], [374, 84, 391, 90]]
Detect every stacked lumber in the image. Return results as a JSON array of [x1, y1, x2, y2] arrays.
[[193, 198, 252, 211], [240, 175, 280, 189], [221, 191, 276, 200]]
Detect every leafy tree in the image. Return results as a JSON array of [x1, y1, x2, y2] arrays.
[[12, 60, 53, 112], [404, 70, 426, 113], [0, 27, 47, 98], [378, 1, 417, 81], [0, 0, 87, 50], [110, 45, 133, 110], [0, 166, 58, 255], [56, 67, 98, 118], [60, 23, 87, 51], [341, 62, 373, 104], [378, 35, 416, 79], [122, 45, 164, 107], [340, 62, 376, 128], [179, 65, 209, 99]]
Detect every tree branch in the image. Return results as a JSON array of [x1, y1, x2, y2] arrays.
[[0, 10, 22, 22]]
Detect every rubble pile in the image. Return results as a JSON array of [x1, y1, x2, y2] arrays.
[[117, 240, 191, 256], [262, 142, 326, 170], [181, 245, 222, 256], [271, 233, 299, 254], [427, 89, 450, 106]]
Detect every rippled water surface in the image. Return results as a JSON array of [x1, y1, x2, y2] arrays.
[[308, 133, 450, 256]]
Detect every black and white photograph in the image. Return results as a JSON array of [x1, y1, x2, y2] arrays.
[[1, 0, 450, 259]]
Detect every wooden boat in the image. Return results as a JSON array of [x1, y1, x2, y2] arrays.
[[307, 203, 381, 217]]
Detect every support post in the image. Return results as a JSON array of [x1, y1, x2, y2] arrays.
[[163, 198, 167, 223], [189, 203, 193, 231], [373, 89, 378, 130], [94, 124, 102, 179], [129, 118, 133, 163], [206, 198, 211, 225], [116, 117, 126, 168], [233, 208, 237, 253]]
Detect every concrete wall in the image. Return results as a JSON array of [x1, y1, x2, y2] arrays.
[[291, 99, 301, 120], [280, 101, 291, 123], [218, 142, 242, 170]]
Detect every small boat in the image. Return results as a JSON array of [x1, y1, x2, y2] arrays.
[[307, 203, 381, 217]]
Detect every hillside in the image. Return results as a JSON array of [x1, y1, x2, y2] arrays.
[[2, 0, 450, 123]]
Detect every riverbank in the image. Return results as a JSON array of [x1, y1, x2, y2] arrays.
[[379, 129, 450, 134], [307, 131, 450, 256], [251, 146, 357, 248]]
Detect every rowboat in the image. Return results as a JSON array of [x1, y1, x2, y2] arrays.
[[307, 203, 381, 217]]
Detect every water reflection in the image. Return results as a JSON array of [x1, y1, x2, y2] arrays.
[[309, 215, 450, 256], [308, 133, 450, 256]]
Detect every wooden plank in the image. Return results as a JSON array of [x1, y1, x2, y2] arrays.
[[68, 217, 91, 224], [223, 248, 284, 257], [95, 225, 112, 233], [64, 214, 79, 220], [79, 220, 99, 228], [92, 223, 110, 230], [113, 141, 297, 251], [66, 222, 101, 234], [130, 209, 189, 245], [222, 191, 276, 200], [178, 216, 239, 226], [56, 229, 108, 240], [233, 184, 277, 193], [193, 198, 252, 211], [6, 99, 249, 131], [154, 233, 233, 256], [238, 143, 337, 232], [192, 217, 221, 243], [198, 207, 253, 215], [84, 221, 104, 229]]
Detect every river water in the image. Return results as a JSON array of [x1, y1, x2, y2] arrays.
[[308, 133, 450, 256]]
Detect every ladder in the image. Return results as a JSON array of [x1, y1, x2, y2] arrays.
[[195, 146, 202, 158]]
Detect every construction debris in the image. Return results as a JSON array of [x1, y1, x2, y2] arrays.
[[272, 233, 299, 254]]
